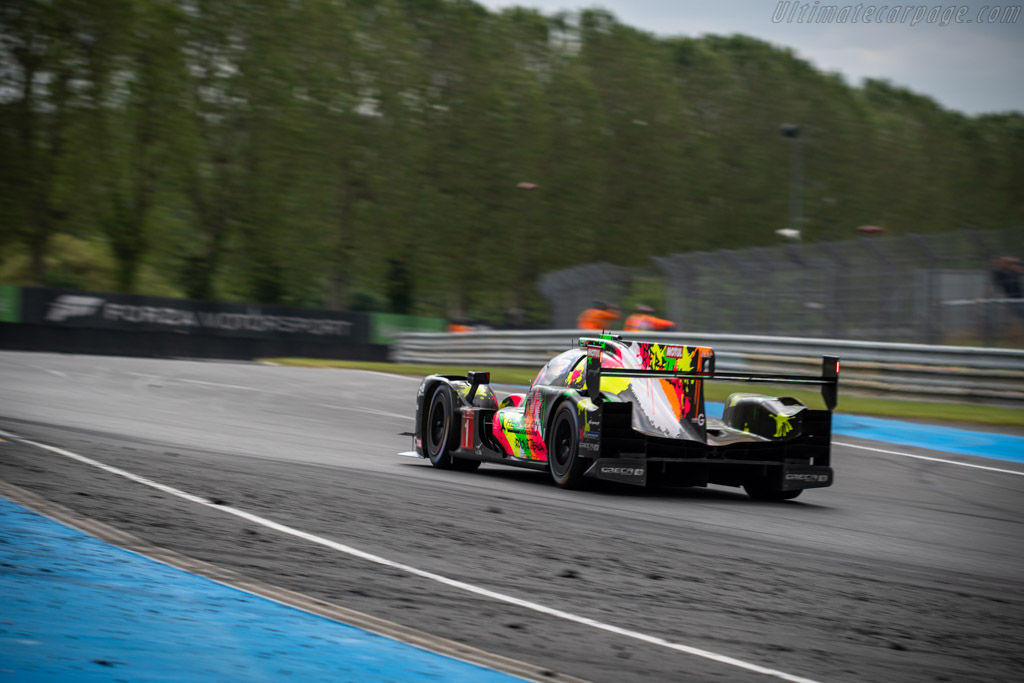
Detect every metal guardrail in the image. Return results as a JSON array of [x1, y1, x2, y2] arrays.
[[392, 330, 1024, 407]]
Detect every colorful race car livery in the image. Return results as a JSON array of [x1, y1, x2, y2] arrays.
[[409, 334, 839, 500]]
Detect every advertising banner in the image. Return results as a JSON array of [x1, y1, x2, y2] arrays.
[[20, 288, 369, 344], [369, 313, 445, 345], [0, 285, 19, 323]]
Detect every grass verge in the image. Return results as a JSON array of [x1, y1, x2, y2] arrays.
[[262, 358, 1023, 428]]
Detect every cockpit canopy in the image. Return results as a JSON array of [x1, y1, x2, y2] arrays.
[[531, 349, 585, 388]]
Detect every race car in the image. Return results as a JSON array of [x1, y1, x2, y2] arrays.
[[407, 334, 839, 500]]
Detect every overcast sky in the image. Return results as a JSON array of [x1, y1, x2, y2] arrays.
[[477, 0, 1024, 115]]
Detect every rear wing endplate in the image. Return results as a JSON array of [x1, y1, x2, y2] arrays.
[[582, 338, 840, 411]]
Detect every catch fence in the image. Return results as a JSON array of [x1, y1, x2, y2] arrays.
[[538, 228, 1023, 345]]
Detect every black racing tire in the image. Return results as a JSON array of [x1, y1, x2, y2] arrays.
[[548, 403, 587, 489], [743, 482, 802, 501], [425, 384, 481, 472]]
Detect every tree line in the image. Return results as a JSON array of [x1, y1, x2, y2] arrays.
[[2, 0, 1021, 324]]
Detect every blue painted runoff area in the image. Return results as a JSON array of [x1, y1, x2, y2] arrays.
[[705, 401, 1024, 464], [830, 413, 1024, 463], [0, 497, 526, 682]]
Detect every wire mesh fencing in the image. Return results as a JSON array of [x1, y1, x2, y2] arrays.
[[537, 262, 631, 330], [537, 227, 1023, 345]]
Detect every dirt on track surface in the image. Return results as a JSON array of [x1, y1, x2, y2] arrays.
[[1, 352, 1023, 683]]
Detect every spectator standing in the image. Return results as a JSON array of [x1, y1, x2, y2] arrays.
[[992, 256, 1023, 298], [577, 300, 620, 331], [992, 256, 1024, 320], [624, 305, 676, 332]]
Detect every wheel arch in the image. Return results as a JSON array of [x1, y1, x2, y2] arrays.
[[417, 374, 499, 452], [543, 391, 596, 452], [546, 397, 590, 488], [417, 376, 461, 452], [721, 392, 808, 440]]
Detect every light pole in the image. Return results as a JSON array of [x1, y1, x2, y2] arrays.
[[780, 124, 802, 235]]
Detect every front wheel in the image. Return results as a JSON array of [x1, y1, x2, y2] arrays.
[[743, 482, 802, 501], [425, 385, 481, 472], [548, 403, 587, 488]]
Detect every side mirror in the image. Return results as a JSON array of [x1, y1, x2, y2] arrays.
[[466, 371, 490, 403]]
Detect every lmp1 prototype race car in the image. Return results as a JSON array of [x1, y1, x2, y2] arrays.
[[407, 335, 839, 500]]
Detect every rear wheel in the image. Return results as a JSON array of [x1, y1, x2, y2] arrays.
[[425, 385, 480, 472], [743, 481, 802, 501], [548, 403, 586, 488]]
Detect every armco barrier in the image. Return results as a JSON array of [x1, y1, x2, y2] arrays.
[[392, 330, 1024, 407]]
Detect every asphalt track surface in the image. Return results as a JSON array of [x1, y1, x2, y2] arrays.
[[1, 351, 1022, 683]]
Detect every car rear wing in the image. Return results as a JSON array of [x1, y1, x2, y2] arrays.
[[581, 337, 840, 411]]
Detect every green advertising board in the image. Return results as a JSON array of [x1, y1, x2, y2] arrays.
[[0, 285, 20, 323], [370, 313, 445, 345]]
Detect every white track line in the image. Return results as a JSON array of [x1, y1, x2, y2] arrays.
[[126, 373, 262, 393], [316, 403, 414, 421], [835, 441, 1024, 476], [177, 378, 263, 392], [130, 372, 415, 421], [352, 370, 423, 382], [0, 428, 822, 683]]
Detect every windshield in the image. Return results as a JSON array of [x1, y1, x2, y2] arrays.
[[532, 349, 585, 388]]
